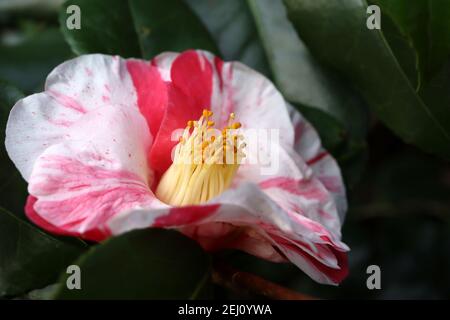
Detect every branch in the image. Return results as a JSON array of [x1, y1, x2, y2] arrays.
[[212, 262, 317, 300]]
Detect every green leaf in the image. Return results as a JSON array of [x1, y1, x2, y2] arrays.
[[53, 229, 212, 299], [420, 60, 450, 128], [129, 0, 218, 59], [248, 0, 368, 139], [0, 207, 86, 297], [59, 0, 218, 59], [0, 81, 27, 217], [372, 0, 450, 83], [0, 28, 72, 93], [59, 0, 141, 58], [185, 0, 271, 76], [284, 0, 450, 160], [375, 9, 419, 89]]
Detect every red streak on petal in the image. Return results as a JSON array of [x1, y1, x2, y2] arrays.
[[170, 50, 213, 109], [306, 151, 329, 166], [270, 233, 348, 284], [259, 177, 328, 201], [214, 56, 224, 92], [126, 60, 168, 138], [318, 175, 342, 194], [48, 90, 86, 114], [153, 204, 220, 227], [29, 155, 152, 241]]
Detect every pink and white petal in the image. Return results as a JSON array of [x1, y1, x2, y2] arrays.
[[108, 183, 348, 285], [149, 84, 209, 175], [232, 140, 343, 239], [45, 54, 138, 113], [169, 50, 213, 109], [150, 50, 295, 178], [151, 50, 294, 148], [288, 105, 347, 220], [151, 51, 178, 81], [149, 51, 216, 174], [27, 105, 165, 241], [126, 59, 168, 138], [258, 176, 344, 239], [212, 183, 347, 250], [210, 185, 348, 284], [211, 59, 294, 149], [5, 92, 77, 180], [233, 141, 312, 187], [271, 233, 348, 285], [5, 54, 142, 181], [25, 195, 72, 236], [181, 222, 286, 263]]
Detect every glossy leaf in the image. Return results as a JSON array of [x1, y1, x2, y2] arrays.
[[59, 0, 217, 59], [129, 0, 218, 59], [0, 28, 72, 93], [372, 0, 450, 83], [284, 0, 450, 159], [249, 0, 368, 138], [0, 207, 86, 297], [59, 0, 141, 58], [185, 0, 271, 76], [53, 229, 212, 299]]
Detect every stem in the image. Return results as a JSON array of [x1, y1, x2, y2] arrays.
[[212, 262, 317, 300]]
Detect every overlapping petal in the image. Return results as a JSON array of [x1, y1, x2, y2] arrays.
[[26, 105, 165, 241], [6, 54, 140, 180], [150, 50, 294, 174], [109, 182, 347, 285], [5, 50, 349, 284]]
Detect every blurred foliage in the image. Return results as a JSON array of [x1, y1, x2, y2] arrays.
[[372, 0, 450, 84], [0, 0, 450, 299], [284, 0, 450, 161], [0, 81, 27, 217], [59, 0, 141, 57], [0, 207, 87, 297], [0, 27, 72, 93], [186, 0, 271, 76]]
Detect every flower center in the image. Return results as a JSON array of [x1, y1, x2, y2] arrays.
[[156, 109, 246, 206]]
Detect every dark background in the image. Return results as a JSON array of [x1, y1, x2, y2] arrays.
[[1, 0, 449, 299]]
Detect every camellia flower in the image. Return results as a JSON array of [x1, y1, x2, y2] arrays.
[[5, 50, 349, 285]]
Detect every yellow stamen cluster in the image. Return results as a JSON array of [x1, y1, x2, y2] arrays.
[[156, 109, 246, 206]]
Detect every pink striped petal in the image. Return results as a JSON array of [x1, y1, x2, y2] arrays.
[[149, 51, 214, 174], [109, 183, 348, 285], [289, 105, 347, 219], [149, 84, 209, 176], [5, 50, 348, 285], [5, 54, 141, 180], [26, 106, 164, 240], [151, 49, 294, 148], [126, 59, 168, 138]]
